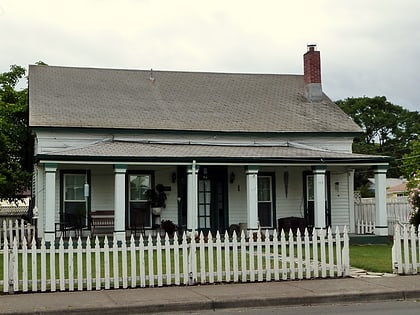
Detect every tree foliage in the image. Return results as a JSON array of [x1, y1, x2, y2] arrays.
[[336, 96, 420, 179], [0, 65, 33, 200], [401, 136, 420, 179]]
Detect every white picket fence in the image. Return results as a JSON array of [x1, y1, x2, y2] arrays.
[[355, 220, 375, 234], [0, 219, 36, 248], [392, 224, 420, 275], [1, 227, 350, 293], [354, 197, 412, 235]]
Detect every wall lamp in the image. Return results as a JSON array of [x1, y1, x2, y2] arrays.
[[230, 172, 236, 184], [171, 172, 177, 183]]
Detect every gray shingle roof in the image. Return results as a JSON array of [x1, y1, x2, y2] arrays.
[[0, 206, 29, 217], [29, 65, 361, 134], [41, 140, 388, 163]]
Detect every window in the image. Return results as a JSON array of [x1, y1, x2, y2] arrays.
[[306, 175, 314, 202], [128, 174, 152, 228], [62, 173, 89, 228], [303, 172, 331, 228], [198, 179, 211, 229], [258, 175, 274, 228]]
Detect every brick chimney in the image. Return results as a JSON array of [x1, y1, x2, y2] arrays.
[[304, 44, 323, 102]]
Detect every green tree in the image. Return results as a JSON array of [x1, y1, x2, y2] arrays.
[[401, 136, 420, 179], [0, 65, 33, 200], [336, 96, 420, 179]]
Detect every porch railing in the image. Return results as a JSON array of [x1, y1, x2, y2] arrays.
[[355, 197, 412, 235], [1, 227, 349, 293]]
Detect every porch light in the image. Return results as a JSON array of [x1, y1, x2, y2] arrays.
[[171, 172, 177, 183], [230, 172, 235, 184], [84, 183, 90, 197], [335, 181, 339, 192]]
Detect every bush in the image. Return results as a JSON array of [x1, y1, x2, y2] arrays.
[[408, 174, 420, 228]]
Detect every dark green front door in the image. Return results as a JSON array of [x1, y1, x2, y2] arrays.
[[177, 166, 229, 235], [198, 166, 228, 235]]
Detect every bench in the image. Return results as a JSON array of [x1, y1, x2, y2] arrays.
[[91, 211, 114, 236]]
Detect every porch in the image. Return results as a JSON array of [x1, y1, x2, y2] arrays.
[[36, 161, 389, 243]]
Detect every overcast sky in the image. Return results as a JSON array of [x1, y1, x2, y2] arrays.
[[1, 0, 419, 111]]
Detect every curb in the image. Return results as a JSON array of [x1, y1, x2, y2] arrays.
[[12, 289, 420, 315]]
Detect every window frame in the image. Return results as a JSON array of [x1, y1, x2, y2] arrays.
[[60, 170, 91, 228], [257, 172, 276, 229], [126, 171, 154, 228]]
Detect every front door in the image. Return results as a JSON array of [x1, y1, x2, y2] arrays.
[[198, 166, 228, 235], [177, 166, 229, 235]]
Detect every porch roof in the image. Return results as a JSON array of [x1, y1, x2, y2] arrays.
[[37, 140, 391, 164]]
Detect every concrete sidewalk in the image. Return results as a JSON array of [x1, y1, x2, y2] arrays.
[[1, 275, 420, 314]]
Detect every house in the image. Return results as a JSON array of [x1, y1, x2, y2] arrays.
[[368, 178, 408, 201], [29, 45, 391, 242], [0, 190, 31, 224], [0, 199, 30, 223]]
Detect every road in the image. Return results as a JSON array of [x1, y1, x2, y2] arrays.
[[169, 300, 419, 315]]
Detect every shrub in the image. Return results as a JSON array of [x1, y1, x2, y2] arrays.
[[408, 174, 420, 228]]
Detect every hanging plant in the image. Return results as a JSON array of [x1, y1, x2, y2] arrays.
[[144, 184, 167, 208]]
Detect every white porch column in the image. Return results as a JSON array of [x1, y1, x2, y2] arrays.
[[374, 165, 388, 236], [313, 166, 327, 229], [187, 161, 198, 231], [44, 163, 57, 243], [114, 164, 127, 241], [246, 166, 259, 231], [348, 169, 356, 233]]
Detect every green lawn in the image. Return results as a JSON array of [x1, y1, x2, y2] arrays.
[[349, 244, 393, 273]]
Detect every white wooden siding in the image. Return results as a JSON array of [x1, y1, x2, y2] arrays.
[[154, 167, 178, 222], [228, 166, 247, 225], [275, 168, 306, 220], [91, 165, 114, 211], [329, 172, 351, 230]]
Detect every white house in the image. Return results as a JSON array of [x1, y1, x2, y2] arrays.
[[29, 45, 391, 242], [368, 178, 408, 201]]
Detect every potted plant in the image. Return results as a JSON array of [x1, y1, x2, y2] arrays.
[[161, 220, 178, 237], [145, 184, 167, 215]]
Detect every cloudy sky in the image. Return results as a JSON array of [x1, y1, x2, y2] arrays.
[[1, 0, 419, 111]]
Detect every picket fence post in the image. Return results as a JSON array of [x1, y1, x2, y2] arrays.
[[342, 226, 350, 276], [165, 233, 172, 286], [335, 227, 342, 277], [215, 231, 223, 282], [280, 229, 287, 280], [409, 226, 417, 275], [303, 229, 310, 279], [139, 234, 146, 288], [173, 233, 180, 286], [198, 232, 206, 284], [296, 229, 303, 279], [232, 231, 239, 282], [86, 237, 92, 291]]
